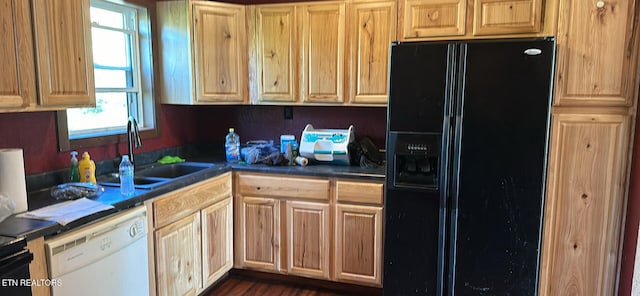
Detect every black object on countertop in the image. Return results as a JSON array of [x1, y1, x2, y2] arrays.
[[384, 38, 555, 295]]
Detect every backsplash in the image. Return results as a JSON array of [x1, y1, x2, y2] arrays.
[[0, 105, 386, 175]]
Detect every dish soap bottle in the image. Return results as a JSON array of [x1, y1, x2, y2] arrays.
[[69, 151, 80, 182], [225, 128, 240, 163], [119, 155, 135, 196], [78, 152, 96, 184]]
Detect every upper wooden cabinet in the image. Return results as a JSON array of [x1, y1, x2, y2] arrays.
[[250, 0, 392, 106], [157, 1, 248, 105], [553, 0, 639, 106], [1, 0, 95, 112], [0, 0, 35, 110], [399, 0, 552, 40], [300, 2, 346, 104], [32, 0, 95, 107], [347, 0, 396, 105], [254, 5, 298, 103]]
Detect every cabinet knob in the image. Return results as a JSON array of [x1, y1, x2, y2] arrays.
[[596, 1, 605, 8]]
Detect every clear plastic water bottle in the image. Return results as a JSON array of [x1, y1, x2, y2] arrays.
[[119, 155, 135, 196], [225, 128, 240, 163]]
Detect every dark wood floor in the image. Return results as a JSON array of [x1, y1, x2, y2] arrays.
[[204, 269, 383, 296], [205, 277, 350, 296]]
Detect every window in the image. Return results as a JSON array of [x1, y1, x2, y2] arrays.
[[58, 0, 156, 150]]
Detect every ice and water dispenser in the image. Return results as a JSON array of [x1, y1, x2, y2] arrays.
[[389, 133, 441, 190]]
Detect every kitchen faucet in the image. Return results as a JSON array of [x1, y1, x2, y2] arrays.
[[127, 116, 142, 164]]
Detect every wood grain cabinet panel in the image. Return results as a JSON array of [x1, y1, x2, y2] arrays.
[[286, 200, 330, 279], [0, 0, 35, 110], [300, 2, 345, 103], [553, 0, 639, 106], [255, 5, 297, 103], [239, 196, 281, 272], [347, 0, 396, 105], [399, 0, 467, 39], [335, 204, 383, 286], [155, 212, 201, 296], [472, 0, 543, 35], [32, 0, 95, 107], [201, 197, 233, 289], [193, 3, 246, 103], [539, 113, 630, 296]]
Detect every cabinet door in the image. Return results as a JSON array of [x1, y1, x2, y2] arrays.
[[399, 0, 466, 39], [539, 113, 630, 295], [553, 0, 638, 106], [286, 200, 330, 279], [472, 0, 543, 35], [239, 197, 281, 271], [0, 0, 34, 109], [335, 204, 383, 286], [192, 3, 247, 103], [155, 212, 201, 296], [255, 5, 297, 103], [201, 197, 233, 289], [32, 0, 95, 107], [347, 1, 396, 105], [300, 2, 345, 103]]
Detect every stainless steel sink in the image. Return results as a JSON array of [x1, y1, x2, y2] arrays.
[[137, 162, 214, 179], [97, 174, 170, 189], [98, 162, 215, 189]]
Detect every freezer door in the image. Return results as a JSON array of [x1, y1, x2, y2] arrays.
[[449, 39, 554, 296], [388, 42, 451, 133]]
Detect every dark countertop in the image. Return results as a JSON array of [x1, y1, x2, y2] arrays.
[[0, 158, 384, 248]]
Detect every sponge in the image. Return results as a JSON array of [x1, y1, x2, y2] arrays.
[[157, 156, 186, 164]]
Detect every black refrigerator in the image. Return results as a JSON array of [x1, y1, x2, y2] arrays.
[[383, 38, 555, 295]]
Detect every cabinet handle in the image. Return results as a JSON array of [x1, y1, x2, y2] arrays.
[[596, 0, 605, 8]]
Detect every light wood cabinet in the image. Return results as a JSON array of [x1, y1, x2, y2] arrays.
[[148, 172, 233, 296], [155, 212, 201, 296], [0, 0, 35, 110], [399, 0, 552, 40], [300, 2, 346, 103], [157, 1, 247, 105], [286, 200, 331, 279], [254, 5, 297, 103], [347, 0, 396, 105], [539, 113, 631, 295], [32, 0, 95, 107], [27, 237, 50, 296], [334, 180, 383, 287], [233, 172, 384, 287], [237, 196, 281, 272], [201, 198, 233, 289], [399, 0, 467, 38], [553, 0, 639, 106]]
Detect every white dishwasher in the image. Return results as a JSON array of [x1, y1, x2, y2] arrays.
[[45, 206, 149, 296]]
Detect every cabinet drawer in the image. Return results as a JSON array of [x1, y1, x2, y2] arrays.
[[237, 174, 330, 200], [154, 172, 232, 227], [336, 181, 383, 205]]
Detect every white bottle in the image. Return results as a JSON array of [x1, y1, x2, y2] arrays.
[[119, 155, 135, 196], [225, 128, 240, 163]]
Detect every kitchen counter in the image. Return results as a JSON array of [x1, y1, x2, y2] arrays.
[[0, 159, 384, 248]]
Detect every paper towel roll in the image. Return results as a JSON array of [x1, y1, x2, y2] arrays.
[[0, 149, 28, 213]]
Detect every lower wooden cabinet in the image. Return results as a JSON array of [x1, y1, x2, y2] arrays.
[[233, 172, 383, 287], [335, 204, 383, 286], [286, 200, 331, 279], [202, 198, 234, 288], [238, 196, 281, 272], [148, 173, 233, 296], [539, 113, 631, 295], [155, 213, 201, 296]]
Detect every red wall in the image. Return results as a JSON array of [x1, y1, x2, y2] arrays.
[[0, 105, 386, 175]]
